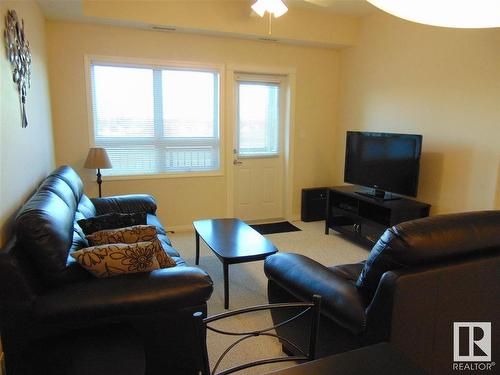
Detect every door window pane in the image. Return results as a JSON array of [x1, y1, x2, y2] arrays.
[[238, 82, 279, 156]]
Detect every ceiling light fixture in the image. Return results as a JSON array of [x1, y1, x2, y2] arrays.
[[252, 0, 288, 18], [252, 0, 288, 34], [366, 0, 500, 28]]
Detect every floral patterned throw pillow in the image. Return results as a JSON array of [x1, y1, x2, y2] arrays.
[[86, 225, 176, 268], [71, 241, 161, 278], [87, 225, 157, 245]]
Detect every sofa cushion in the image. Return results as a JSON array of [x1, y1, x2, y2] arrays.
[[34, 267, 214, 322], [14, 166, 94, 286], [146, 214, 172, 246], [357, 211, 500, 301], [265, 253, 366, 334], [78, 212, 147, 235], [92, 195, 157, 216], [328, 262, 364, 283], [73, 195, 97, 250], [158, 236, 180, 257], [77, 195, 97, 219], [71, 242, 161, 278], [48, 166, 84, 203], [16, 189, 76, 285], [39, 176, 79, 213]]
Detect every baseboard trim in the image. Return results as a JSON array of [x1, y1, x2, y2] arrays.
[[165, 224, 194, 233], [244, 218, 286, 225]]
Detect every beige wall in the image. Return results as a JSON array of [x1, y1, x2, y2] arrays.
[[0, 1, 55, 246], [83, 0, 359, 48], [46, 21, 340, 228], [337, 12, 500, 214]]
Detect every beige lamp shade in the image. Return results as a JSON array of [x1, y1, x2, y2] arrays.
[[84, 148, 113, 169]]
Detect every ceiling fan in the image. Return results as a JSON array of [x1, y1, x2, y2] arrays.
[[251, 0, 331, 19], [250, 0, 330, 34]]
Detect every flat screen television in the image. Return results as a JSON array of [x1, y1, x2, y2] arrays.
[[344, 131, 422, 200]]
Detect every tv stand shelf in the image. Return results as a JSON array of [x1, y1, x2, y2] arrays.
[[325, 186, 431, 248]]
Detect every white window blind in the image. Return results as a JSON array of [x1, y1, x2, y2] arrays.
[[237, 80, 280, 156], [90, 63, 220, 176]]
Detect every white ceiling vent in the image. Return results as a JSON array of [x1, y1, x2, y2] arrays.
[[258, 37, 278, 42], [151, 25, 177, 32]]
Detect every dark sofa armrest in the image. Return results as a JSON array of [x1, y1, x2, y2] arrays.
[[34, 267, 213, 324], [91, 194, 157, 215], [265, 253, 366, 334]]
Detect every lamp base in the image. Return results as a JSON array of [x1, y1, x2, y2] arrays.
[[96, 168, 102, 198]]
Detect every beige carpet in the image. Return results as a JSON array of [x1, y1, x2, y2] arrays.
[[169, 220, 368, 374]]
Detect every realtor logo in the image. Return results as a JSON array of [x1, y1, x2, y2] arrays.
[[454, 322, 492, 362]]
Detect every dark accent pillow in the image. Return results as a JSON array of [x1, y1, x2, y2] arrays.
[[77, 212, 147, 235]]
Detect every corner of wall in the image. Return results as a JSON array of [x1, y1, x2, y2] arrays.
[[0, 0, 56, 246]]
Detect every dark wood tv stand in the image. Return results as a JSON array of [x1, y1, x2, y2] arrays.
[[325, 186, 431, 248]]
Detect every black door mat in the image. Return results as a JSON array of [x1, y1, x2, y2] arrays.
[[250, 221, 301, 235]]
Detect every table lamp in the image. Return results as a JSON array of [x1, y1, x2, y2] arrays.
[[84, 147, 112, 197]]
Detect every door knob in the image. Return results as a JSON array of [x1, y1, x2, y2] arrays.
[[233, 159, 243, 165]]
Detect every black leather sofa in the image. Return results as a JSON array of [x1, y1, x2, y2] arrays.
[[265, 211, 500, 374], [0, 166, 213, 375]]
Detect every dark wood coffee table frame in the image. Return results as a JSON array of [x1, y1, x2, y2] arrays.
[[193, 218, 278, 309], [262, 343, 426, 375]]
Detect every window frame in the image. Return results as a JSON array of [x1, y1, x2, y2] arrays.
[[84, 55, 225, 180], [234, 73, 286, 159]]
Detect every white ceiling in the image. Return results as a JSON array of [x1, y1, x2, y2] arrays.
[[38, 0, 375, 21]]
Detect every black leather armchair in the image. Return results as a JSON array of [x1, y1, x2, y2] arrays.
[[265, 211, 500, 374], [0, 166, 213, 375]]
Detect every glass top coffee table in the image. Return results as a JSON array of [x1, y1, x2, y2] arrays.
[[193, 218, 278, 309]]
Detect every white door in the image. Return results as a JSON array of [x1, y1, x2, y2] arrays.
[[233, 74, 286, 221]]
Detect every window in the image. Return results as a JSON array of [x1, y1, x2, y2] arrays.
[[90, 62, 220, 176], [236, 79, 281, 156]]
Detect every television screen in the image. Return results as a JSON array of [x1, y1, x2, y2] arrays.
[[344, 131, 422, 197]]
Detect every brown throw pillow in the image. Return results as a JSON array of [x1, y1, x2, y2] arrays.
[[71, 241, 161, 278], [86, 225, 176, 268], [87, 225, 157, 245]]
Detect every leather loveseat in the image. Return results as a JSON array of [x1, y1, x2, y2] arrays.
[[265, 211, 500, 374], [0, 166, 213, 375]]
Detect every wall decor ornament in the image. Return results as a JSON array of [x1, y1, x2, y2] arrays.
[[4, 10, 32, 128]]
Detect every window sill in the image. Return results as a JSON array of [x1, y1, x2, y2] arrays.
[[238, 153, 280, 159], [103, 170, 224, 181]]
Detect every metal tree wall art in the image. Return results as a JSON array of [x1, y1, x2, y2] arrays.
[[4, 10, 32, 128]]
